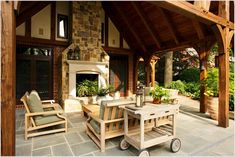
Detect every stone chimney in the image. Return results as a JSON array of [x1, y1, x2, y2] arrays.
[[72, 1, 102, 61]]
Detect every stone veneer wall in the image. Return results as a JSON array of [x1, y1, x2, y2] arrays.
[[61, 1, 109, 102], [72, 1, 102, 61]]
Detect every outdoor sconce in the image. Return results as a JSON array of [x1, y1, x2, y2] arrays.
[[136, 83, 145, 107]]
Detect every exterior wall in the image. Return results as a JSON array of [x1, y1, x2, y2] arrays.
[[31, 5, 51, 39], [108, 19, 120, 48], [16, 22, 25, 36]]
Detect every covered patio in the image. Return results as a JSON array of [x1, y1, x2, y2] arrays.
[[1, 0, 234, 156], [15, 96, 234, 156]]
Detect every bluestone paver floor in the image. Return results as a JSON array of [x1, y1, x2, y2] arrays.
[[16, 96, 234, 156]]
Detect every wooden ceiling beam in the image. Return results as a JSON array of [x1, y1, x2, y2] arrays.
[[158, 7, 179, 44], [154, 35, 215, 54], [131, 2, 161, 49], [16, 1, 51, 27], [192, 20, 205, 40], [149, 1, 234, 30], [112, 3, 147, 53]]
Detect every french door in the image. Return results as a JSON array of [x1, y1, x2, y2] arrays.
[[16, 46, 53, 104]]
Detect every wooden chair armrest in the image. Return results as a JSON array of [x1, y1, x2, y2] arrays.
[[88, 113, 103, 124], [26, 110, 63, 117], [41, 100, 55, 104], [42, 103, 60, 109], [104, 118, 124, 124]]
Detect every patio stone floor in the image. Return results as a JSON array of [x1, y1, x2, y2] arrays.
[[15, 96, 234, 156]]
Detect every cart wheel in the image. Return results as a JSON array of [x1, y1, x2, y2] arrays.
[[170, 138, 181, 153], [119, 138, 130, 150], [138, 149, 150, 157]]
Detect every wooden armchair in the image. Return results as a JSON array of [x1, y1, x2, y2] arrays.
[[21, 91, 67, 140], [86, 99, 135, 152]]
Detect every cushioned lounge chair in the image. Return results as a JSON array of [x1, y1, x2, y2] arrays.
[[21, 90, 67, 140]]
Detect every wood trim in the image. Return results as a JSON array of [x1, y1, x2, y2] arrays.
[[157, 7, 179, 44], [51, 2, 56, 41], [112, 3, 147, 53], [16, 2, 51, 27], [103, 46, 133, 55], [131, 2, 161, 48], [149, 1, 234, 30], [16, 36, 69, 47], [1, 1, 16, 155], [25, 18, 31, 38]]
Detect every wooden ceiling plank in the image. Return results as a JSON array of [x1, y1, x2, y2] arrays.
[[149, 1, 234, 30], [112, 3, 147, 53], [16, 2, 51, 27], [131, 2, 161, 49], [158, 7, 179, 44]]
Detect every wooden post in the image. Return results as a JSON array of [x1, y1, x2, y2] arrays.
[[198, 48, 209, 113], [211, 1, 234, 128], [144, 57, 151, 87], [1, 1, 16, 155], [150, 59, 157, 87], [164, 51, 173, 87]]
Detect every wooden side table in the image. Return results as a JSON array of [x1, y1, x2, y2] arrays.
[[82, 104, 100, 117]]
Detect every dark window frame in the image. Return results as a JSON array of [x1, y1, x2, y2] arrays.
[[57, 14, 68, 39]]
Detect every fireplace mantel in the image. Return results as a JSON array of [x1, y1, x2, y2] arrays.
[[66, 60, 109, 97]]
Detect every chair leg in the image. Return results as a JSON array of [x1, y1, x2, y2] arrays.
[[25, 115, 28, 140], [100, 122, 105, 152], [65, 120, 68, 133]]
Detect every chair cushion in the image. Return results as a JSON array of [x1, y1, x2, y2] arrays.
[[35, 115, 64, 126], [27, 91, 44, 113], [89, 119, 100, 134]]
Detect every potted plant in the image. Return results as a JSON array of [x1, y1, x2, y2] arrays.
[[96, 85, 114, 103], [76, 80, 98, 104], [203, 68, 219, 120], [149, 85, 169, 104]]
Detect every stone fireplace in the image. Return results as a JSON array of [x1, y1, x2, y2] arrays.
[[60, 2, 109, 112], [67, 60, 109, 98]]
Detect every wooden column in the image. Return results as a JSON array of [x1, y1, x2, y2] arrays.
[[1, 1, 16, 155], [164, 51, 173, 87], [212, 1, 234, 128], [150, 59, 157, 87], [144, 58, 151, 87], [198, 47, 209, 113]]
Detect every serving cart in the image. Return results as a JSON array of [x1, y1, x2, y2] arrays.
[[119, 103, 181, 157]]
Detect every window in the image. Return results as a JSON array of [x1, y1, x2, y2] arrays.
[[57, 14, 68, 39]]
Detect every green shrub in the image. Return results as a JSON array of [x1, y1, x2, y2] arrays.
[[166, 80, 186, 94], [76, 80, 98, 97], [204, 68, 219, 97], [179, 68, 200, 83], [183, 82, 200, 100], [96, 85, 114, 96]]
